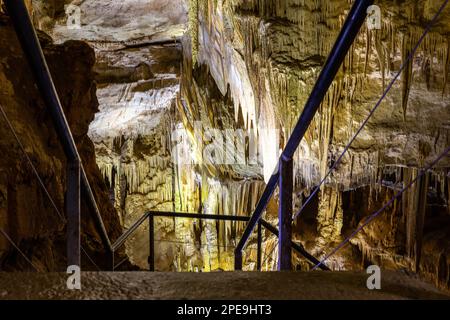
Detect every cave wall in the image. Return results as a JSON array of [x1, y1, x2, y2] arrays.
[[18, 0, 450, 285], [185, 0, 450, 190], [35, 0, 192, 270], [36, 0, 265, 271], [176, 0, 450, 286], [0, 13, 123, 270], [91, 43, 182, 270]]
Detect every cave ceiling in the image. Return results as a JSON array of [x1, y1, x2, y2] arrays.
[[33, 0, 187, 44]]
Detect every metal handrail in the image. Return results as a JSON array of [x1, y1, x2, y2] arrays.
[[259, 220, 329, 270], [234, 0, 374, 269], [112, 211, 150, 252], [112, 211, 253, 252], [4, 0, 371, 270], [4, 0, 113, 261], [112, 211, 328, 270]]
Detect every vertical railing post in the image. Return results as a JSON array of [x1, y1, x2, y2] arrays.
[[235, 251, 243, 270], [232, 0, 372, 268], [278, 157, 293, 270], [257, 220, 262, 271], [414, 173, 429, 272], [4, 0, 113, 265], [148, 214, 155, 271], [110, 250, 115, 271], [67, 160, 81, 268]]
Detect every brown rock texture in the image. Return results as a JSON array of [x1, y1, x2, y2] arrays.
[[0, 14, 122, 271]]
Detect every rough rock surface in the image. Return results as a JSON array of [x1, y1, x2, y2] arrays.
[[13, 0, 186, 45], [0, 271, 449, 300], [0, 14, 123, 271], [28, 0, 187, 270], [92, 45, 181, 269]]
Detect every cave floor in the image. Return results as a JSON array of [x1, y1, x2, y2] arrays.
[[0, 271, 448, 300]]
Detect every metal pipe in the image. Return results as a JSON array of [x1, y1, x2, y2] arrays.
[[234, 170, 278, 269], [234, 0, 373, 270], [112, 210, 325, 270], [80, 169, 113, 252], [257, 221, 262, 271], [148, 211, 326, 270], [67, 160, 81, 267], [278, 157, 293, 271], [112, 212, 150, 251], [4, 0, 113, 254], [282, 0, 374, 159], [112, 211, 251, 252], [4, 0, 79, 161], [149, 214, 155, 271], [148, 211, 252, 222], [260, 220, 330, 271]]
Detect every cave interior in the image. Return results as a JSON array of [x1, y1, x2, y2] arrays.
[[0, 0, 449, 299]]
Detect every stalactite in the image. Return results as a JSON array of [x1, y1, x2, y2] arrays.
[[316, 187, 344, 255], [401, 32, 413, 119], [443, 40, 450, 96], [177, 0, 450, 275], [188, 0, 199, 66]]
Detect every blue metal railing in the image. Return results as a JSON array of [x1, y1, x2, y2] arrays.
[[234, 0, 374, 270]]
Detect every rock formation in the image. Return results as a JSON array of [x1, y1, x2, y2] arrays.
[[0, 12, 123, 270], [178, 0, 450, 288], [1, 0, 449, 291]]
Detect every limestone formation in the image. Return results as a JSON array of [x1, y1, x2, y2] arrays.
[[1, 0, 449, 291], [0, 14, 123, 270]]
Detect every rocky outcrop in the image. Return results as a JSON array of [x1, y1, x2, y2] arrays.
[[91, 43, 181, 269], [0, 14, 122, 271]]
